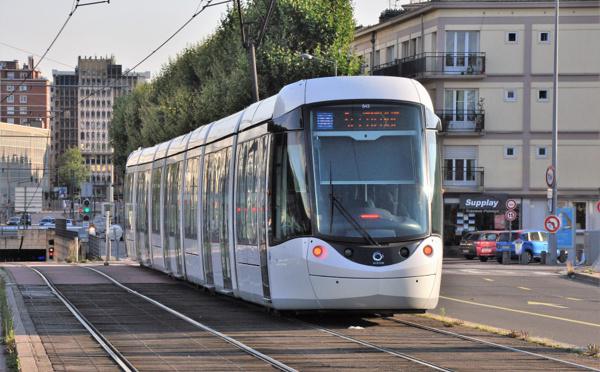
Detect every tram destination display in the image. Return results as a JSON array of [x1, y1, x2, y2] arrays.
[[314, 104, 417, 131]]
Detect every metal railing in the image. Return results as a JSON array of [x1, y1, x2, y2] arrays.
[[436, 110, 485, 133], [373, 52, 486, 79], [442, 166, 484, 189]]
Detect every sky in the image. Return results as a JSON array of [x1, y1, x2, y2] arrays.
[[0, 0, 403, 81]]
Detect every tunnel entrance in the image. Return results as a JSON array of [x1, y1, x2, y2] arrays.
[[0, 249, 47, 262]]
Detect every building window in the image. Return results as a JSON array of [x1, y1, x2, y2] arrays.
[[504, 146, 517, 159], [504, 89, 517, 102], [539, 31, 550, 43], [19, 85, 27, 91], [7, 106, 14, 115], [6, 118, 14, 124], [7, 72, 14, 79], [574, 202, 586, 230], [536, 146, 548, 159], [6, 85, 14, 92], [7, 95, 14, 103], [538, 89, 549, 101], [19, 95, 27, 104], [506, 32, 518, 43], [19, 106, 27, 115]]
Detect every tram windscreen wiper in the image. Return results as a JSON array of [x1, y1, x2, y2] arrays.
[[329, 165, 380, 247]]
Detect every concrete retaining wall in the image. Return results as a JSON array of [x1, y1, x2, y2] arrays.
[[0, 229, 52, 250]]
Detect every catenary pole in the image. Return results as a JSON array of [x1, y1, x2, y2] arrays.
[[548, 0, 559, 265]]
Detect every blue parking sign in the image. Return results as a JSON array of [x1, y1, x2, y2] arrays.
[[556, 207, 575, 249]]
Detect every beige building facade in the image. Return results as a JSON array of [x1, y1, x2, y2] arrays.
[[352, 0, 600, 244], [0, 122, 50, 221]]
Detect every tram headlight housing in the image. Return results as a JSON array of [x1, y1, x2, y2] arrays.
[[423, 245, 434, 256]]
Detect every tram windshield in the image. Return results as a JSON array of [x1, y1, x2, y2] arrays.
[[310, 103, 428, 243]]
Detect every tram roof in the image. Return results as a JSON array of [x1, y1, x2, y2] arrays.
[[127, 76, 430, 167]]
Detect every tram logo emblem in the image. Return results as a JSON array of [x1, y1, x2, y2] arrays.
[[372, 251, 384, 264]]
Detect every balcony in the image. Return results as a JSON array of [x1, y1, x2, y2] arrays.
[[442, 166, 484, 191], [373, 52, 486, 79], [437, 110, 485, 134]]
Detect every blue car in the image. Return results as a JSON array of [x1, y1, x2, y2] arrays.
[[495, 230, 552, 263]]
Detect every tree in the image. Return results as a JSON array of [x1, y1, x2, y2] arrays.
[[57, 147, 89, 195], [110, 0, 360, 172]]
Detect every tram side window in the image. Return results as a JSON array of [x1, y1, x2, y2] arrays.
[[236, 140, 258, 245], [166, 162, 180, 237], [124, 173, 133, 230], [270, 132, 311, 244], [151, 167, 162, 234], [184, 157, 199, 239], [136, 171, 148, 233]]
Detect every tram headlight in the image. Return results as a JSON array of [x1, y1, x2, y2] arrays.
[[312, 245, 326, 258], [343, 248, 353, 257], [423, 245, 434, 256]]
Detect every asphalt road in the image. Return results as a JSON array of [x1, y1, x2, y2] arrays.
[[435, 258, 600, 347]]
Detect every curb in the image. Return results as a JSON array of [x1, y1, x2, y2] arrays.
[[0, 268, 53, 372], [565, 272, 600, 286]]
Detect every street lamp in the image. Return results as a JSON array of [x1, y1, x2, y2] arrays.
[[300, 52, 338, 76]]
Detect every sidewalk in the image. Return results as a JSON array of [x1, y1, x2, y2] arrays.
[[569, 267, 600, 286]]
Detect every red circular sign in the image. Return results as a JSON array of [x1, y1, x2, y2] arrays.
[[505, 210, 517, 222], [596, 201, 600, 213], [506, 199, 517, 210], [544, 215, 561, 233]]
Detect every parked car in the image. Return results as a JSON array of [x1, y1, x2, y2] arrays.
[[6, 216, 21, 225], [459, 231, 501, 261], [495, 230, 562, 263], [474, 230, 502, 262], [7, 214, 31, 226], [39, 216, 56, 226], [459, 232, 480, 259]]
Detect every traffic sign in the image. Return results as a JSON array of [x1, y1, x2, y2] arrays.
[[544, 215, 561, 233], [596, 201, 600, 213], [546, 166, 555, 187], [505, 210, 517, 222], [506, 199, 517, 210]]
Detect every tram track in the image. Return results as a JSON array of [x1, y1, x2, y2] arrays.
[[27, 265, 297, 372], [16, 264, 599, 371], [382, 316, 600, 372]]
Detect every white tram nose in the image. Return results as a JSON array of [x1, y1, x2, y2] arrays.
[[305, 237, 443, 310]]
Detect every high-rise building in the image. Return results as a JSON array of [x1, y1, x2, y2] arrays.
[[0, 57, 50, 128], [351, 0, 600, 244], [51, 56, 149, 201]]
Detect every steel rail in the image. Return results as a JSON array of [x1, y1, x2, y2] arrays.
[[85, 267, 297, 372], [289, 317, 452, 372], [384, 317, 600, 372], [29, 267, 137, 372]]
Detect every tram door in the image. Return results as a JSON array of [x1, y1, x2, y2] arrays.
[[234, 135, 269, 303], [164, 161, 183, 277], [182, 156, 203, 284], [135, 170, 151, 265], [150, 165, 166, 271], [203, 147, 233, 291], [124, 173, 136, 259]]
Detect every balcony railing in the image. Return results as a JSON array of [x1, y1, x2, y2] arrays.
[[437, 110, 485, 133], [373, 52, 486, 79], [442, 166, 484, 189]]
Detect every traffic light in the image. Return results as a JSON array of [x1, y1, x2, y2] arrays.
[[83, 199, 91, 222]]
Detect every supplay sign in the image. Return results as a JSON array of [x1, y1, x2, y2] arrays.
[[460, 194, 507, 212]]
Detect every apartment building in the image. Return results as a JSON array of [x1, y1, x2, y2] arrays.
[[352, 0, 600, 244], [0, 57, 50, 128], [51, 56, 149, 201]]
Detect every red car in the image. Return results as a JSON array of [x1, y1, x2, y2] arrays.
[[459, 230, 501, 262]]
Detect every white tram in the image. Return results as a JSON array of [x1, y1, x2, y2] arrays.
[[124, 76, 443, 311]]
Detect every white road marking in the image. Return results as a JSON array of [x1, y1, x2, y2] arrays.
[[517, 286, 531, 291], [527, 301, 568, 309]]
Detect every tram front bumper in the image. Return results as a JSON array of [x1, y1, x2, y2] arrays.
[[308, 273, 439, 310]]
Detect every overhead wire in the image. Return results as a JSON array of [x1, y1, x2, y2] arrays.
[[1, 1, 82, 104], [77, 0, 229, 105]]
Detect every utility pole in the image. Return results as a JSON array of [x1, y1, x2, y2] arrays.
[[548, 0, 559, 265], [235, 0, 276, 102]]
